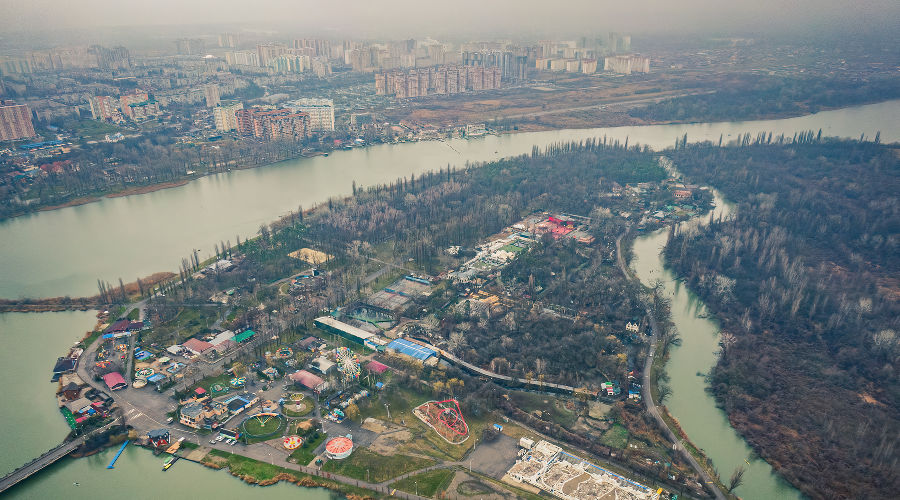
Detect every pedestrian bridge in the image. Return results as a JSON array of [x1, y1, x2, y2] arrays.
[[0, 417, 122, 493]]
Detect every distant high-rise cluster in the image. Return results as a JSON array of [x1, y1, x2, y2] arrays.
[[0, 45, 131, 74], [461, 45, 531, 81], [0, 100, 36, 141], [235, 108, 309, 141], [175, 38, 205, 56], [375, 65, 501, 99], [218, 33, 238, 48], [533, 33, 648, 75], [223, 43, 331, 76]]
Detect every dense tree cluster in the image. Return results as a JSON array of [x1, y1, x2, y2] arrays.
[[630, 74, 900, 123], [664, 139, 899, 499]]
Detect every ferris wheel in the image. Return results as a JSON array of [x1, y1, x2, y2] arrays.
[[335, 347, 360, 383]]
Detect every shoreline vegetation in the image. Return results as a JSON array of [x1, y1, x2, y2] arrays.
[[0, 271, 174, 312], [5, 97, 897, 223]]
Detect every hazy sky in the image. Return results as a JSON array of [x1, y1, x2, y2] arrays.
[[1, 0, 898, 39]]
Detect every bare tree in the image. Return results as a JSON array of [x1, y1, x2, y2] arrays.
[[728, 466, 746, 493]]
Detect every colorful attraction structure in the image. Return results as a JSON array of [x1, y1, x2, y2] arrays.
[[414, 399, 470, 444], [334, 346, 360, 384], [282, 435, 303, 450]]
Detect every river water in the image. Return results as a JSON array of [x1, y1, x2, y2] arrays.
[[1, 100, 898, 497], [1, 99, 898, 300], [630, 189, 802, 500]]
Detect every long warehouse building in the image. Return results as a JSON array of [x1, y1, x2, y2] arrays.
[[314, 316, 374, 345]]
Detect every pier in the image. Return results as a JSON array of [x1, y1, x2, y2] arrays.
[[106, 440, 130, 469]]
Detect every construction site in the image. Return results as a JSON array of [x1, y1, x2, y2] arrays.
[[508, 440, 661, 500]]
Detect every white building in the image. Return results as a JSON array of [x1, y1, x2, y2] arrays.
[[213, 101, 243, 132], [604, 55, 650, 75], [286, 98, 334, 132], [225, 50, 259, 67]]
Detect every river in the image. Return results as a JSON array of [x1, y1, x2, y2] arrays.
[[1, 99, 898, 300], [630, 188, 802, 500], [1, 100, 898, 497]]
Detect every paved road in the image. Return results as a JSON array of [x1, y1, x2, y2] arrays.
[[616, 233, 726, 500]]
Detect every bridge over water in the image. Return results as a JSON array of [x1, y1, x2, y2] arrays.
[[0, 418, 122, 494]]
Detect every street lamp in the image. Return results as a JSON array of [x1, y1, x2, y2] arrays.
[[415, 480, 417, 496]]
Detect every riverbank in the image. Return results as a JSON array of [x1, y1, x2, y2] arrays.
[[104, 179, 190, 198], [198, 450, 379, 499], [6, 96, 896, 223], [0, 271, 173, 312]]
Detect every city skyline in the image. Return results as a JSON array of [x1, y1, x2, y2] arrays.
[[2, 0, 899, 40]]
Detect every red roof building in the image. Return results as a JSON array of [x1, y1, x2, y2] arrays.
[[289, 370, 325, 392], [366, 361, 389, 375], [183, 338, 214, 355], [102, 371, 127, 391]]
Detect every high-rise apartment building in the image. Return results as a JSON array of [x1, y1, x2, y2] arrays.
[[213, 102, 243, 131], [257, 44, 288, 67], [0, 100, 36, 141], [603, 55, 650, 74], [285, 98, 334, 132], [225, 50, 259, 67], [218, 33, 238, 48], [120, 91, 149, 113], [91, 45, 131, 70], [88, 95, 119, 121], [204, 84, 220, 108], [235, 108, 308, 141], [375, 65, 500, 99]]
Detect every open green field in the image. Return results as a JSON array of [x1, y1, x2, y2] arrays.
[[600, 423, 630, 449], [391, 468, 454, 497], [500, 243, 526, 253], [65, 119, 123, 139], [509, 391, 579, 429], [322, 448, 434, 483]]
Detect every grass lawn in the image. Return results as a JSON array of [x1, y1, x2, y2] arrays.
[[509, 391, 578, 429], [391, 468, 454, 497], [243, 414, 285, 436], [65, 119, 122, 139], [190, 372, 233, 395], [600, 424, 630, 449], [282, 399, 313, 417], [288, 431, 326, 465], [322, 448, 434, 483], [126, 307, 140, 320], [204, 450, 381, 498]]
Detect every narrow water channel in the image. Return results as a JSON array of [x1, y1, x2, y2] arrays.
[[630, 190, 801, 499]]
